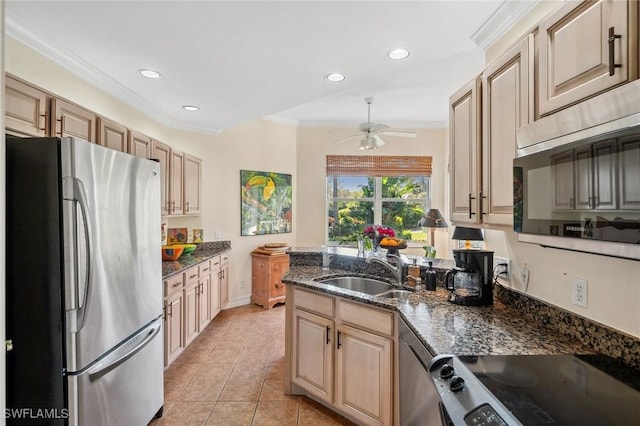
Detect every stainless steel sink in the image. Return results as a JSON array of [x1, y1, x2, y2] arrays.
[[317, 276, 393, 295], [376, 289, 413, 298]]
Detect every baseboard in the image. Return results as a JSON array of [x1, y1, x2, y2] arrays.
[[224, 295, 251, 309]]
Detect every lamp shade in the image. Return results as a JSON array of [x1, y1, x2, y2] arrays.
[[418, 209, 448, 228], [451, 226, 484, 241]]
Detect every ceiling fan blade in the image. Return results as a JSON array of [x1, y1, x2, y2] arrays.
[[372, 134, 385, 148], [381, 130, 417, 138], [368, 123, 390, 132], [333, 133, 361, 144]]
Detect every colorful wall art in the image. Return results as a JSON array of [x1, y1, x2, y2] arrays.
[[241, 170, 292, 236]]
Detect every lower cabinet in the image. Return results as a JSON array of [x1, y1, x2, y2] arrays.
[[220, 252, 230, 308], [163, 274, 185, 366], [183, 278, 200, 347], [289, 287, 394, 425]]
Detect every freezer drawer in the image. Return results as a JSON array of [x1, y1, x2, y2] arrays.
[[67, 319, 164, 426]]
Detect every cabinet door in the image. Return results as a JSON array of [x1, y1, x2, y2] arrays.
[[270, 256, 289, 300], [292, 309, 334, 404], [551, 151, 576, 210], [151, 139, 171, 215], [251, 255, 268, 306], [184, 154, 202, 215], [164, 291, 184, 367], [538, 0, 631, 116], [170, 150, 184, 215], [335, 324, 392, 426], [481, 36, 533, 226], [184, 283, 199, 346], [128, 130, 152, 158], [449, 77, 481, 224], [52, 98, 97, 142], [5, 76, 48, 137], [97, 117, 128, 152], [618, 136, 640, 210], [210, 258, 222, 318], [220, 255, 230, 308], [198, 277, 211, 330], [592, 139, 617, 210]]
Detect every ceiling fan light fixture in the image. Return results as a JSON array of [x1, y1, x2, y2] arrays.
[[324, 73, 346, 82], [387, 48, 411, 61], [139, 69, 161, 79]]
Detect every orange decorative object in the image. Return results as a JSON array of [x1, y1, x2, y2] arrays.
[[162, 245, 184, 261]]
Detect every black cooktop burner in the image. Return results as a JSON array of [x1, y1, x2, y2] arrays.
[[459, 354, 640, 426]]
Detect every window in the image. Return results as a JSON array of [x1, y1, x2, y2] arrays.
[[326, 155, 432, 244]]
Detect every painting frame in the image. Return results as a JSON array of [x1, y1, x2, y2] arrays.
[[241, 169, 292, 236]]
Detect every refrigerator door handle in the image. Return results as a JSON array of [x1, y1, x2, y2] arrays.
[[63, 177, 93, 332], [87, 321, 161, 381]]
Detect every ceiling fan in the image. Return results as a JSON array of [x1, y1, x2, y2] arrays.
[[333, 97, 417, 150]]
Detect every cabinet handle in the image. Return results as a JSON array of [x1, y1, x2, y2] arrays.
[[189, 274, 198, 280], [39, 114, 46, 131], [326, 326, 331, 344], [337, 330, 342, 349], [468, 193, 476, 218], [274, 283, 279, 289], [185, 201, 189, 212], [168, 303, 172, 317], [56, 116, 64, 136], [608, 27, 622, 76], [479, 191, 487, 216], [172, 282, 181, 288], [162, 306, 166, 320], [171, 201, 175, 212]]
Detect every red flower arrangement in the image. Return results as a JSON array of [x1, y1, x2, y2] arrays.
[[363, 225, 395, 239]]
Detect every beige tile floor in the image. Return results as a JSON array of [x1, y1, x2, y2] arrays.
[[150, 304, 357, 426]]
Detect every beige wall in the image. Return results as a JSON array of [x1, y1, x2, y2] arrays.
[[482, 1, 640, 338], [295, 127, 452, 257]]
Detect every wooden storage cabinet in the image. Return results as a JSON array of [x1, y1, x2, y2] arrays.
[[98, 117, 128, 152], [251, 252, 289, 309], [184, 154, 202, 215], [163, 274, 185, 366], [538, 0, 637, 117], [128, 130, 152, 158], [183, 266, 200, 347], [170, 150, 185, 215], [5, 75, 49, 137], [220, 252, 230, 308], [52, 98, 97, 143], [289, 287, 394, 426], [151, 139, 172, 216]]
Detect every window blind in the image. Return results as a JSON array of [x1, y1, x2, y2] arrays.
[[326, 155, 432, 177]]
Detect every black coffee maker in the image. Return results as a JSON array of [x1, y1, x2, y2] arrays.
[[445, 249, 494, 306]]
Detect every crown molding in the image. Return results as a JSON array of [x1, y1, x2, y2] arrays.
[[5, 11, 224, 136], [293, 119, 447, 129], [471, 0, 541, 50]]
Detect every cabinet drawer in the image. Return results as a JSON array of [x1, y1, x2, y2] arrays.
[[199, 260, 212, 275], [294, 288, 334, 317], [337, 299, 393, 337], [221, 252, 230, 266], [164, 274, 184, 298], [184, 266, 199, 287]]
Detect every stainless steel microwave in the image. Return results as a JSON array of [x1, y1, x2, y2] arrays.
[[514, 81, 640, 260]]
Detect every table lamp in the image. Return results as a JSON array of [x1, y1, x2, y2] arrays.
[[418, 208, 448, 247], [451, 226, 483, 249]]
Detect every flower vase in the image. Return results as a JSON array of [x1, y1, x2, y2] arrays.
[[372, 237, 381, 253]]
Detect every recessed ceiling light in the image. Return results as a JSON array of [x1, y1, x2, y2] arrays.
[[387, 48, 411, 61], [182, 105, 200, 111], [325, 73, 346, 82], [139, 69, 161, 79]]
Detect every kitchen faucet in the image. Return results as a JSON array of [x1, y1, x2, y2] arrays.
[[366, 253, 404, 286]]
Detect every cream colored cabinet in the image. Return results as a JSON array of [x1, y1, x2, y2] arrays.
[[151, 139, 172, 216], [538, 0, 636, 116], [170, 150, 184, 215], [220, 252, 230, 308], [449, 78, 481, 224], [97, 117, 128, 152], [292, 309, 334, 403], [5, 75, 49, 137], [198, 273, 212, 330], [128, 130, 152, 158], [618, 136, 640, 210], [251, 252, 289, 309], [163, 274, 185, 367], [207, 258, 222, 319], [184, 154, 202, 215], [481, 36, 534, 226], [52, 98, 97, 143], [183, 266, 200, 347], [288, 288, 394, 426]]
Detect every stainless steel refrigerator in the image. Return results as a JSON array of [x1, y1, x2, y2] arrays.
[[6, 137, 164, 425]]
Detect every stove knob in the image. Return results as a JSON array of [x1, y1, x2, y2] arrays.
[[440, 364, 455, 379], [450, 376, 465, 392]]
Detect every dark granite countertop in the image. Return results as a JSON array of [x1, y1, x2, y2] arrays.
[[162, 241, 231, 279], [283, 264, 593, 357]]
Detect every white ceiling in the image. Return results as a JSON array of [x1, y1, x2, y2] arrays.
[[5, 1, 539, 135]]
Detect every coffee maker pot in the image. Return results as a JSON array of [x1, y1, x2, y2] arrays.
[[445, 249, 494, 305]]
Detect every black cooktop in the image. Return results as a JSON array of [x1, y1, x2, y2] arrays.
[[459, 354, 640, 426]]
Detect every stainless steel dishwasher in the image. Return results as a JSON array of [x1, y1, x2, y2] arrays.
[[398, 317, 442, 426]]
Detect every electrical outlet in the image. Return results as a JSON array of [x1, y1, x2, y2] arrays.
[[215, 229, 222, 239], [495, 256, 510, 284], [572, 278, 588, 307]]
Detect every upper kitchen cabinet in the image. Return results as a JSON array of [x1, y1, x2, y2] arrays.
[[538, 0, 638, 117], [449, 78, 481, 224], [481, 35, 534, 226], [52, 98, 97, 143], [169, 149, 184, 215], [151, 139, 172, 216], [183, 154, 202, 215], [5, 75, 49, 137], [97, 117, 128, 152], [128, 131, 152, 159]]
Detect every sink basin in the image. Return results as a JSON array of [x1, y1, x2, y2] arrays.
[[318, 276, 393, 295], [376, 290, 413, 299]]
